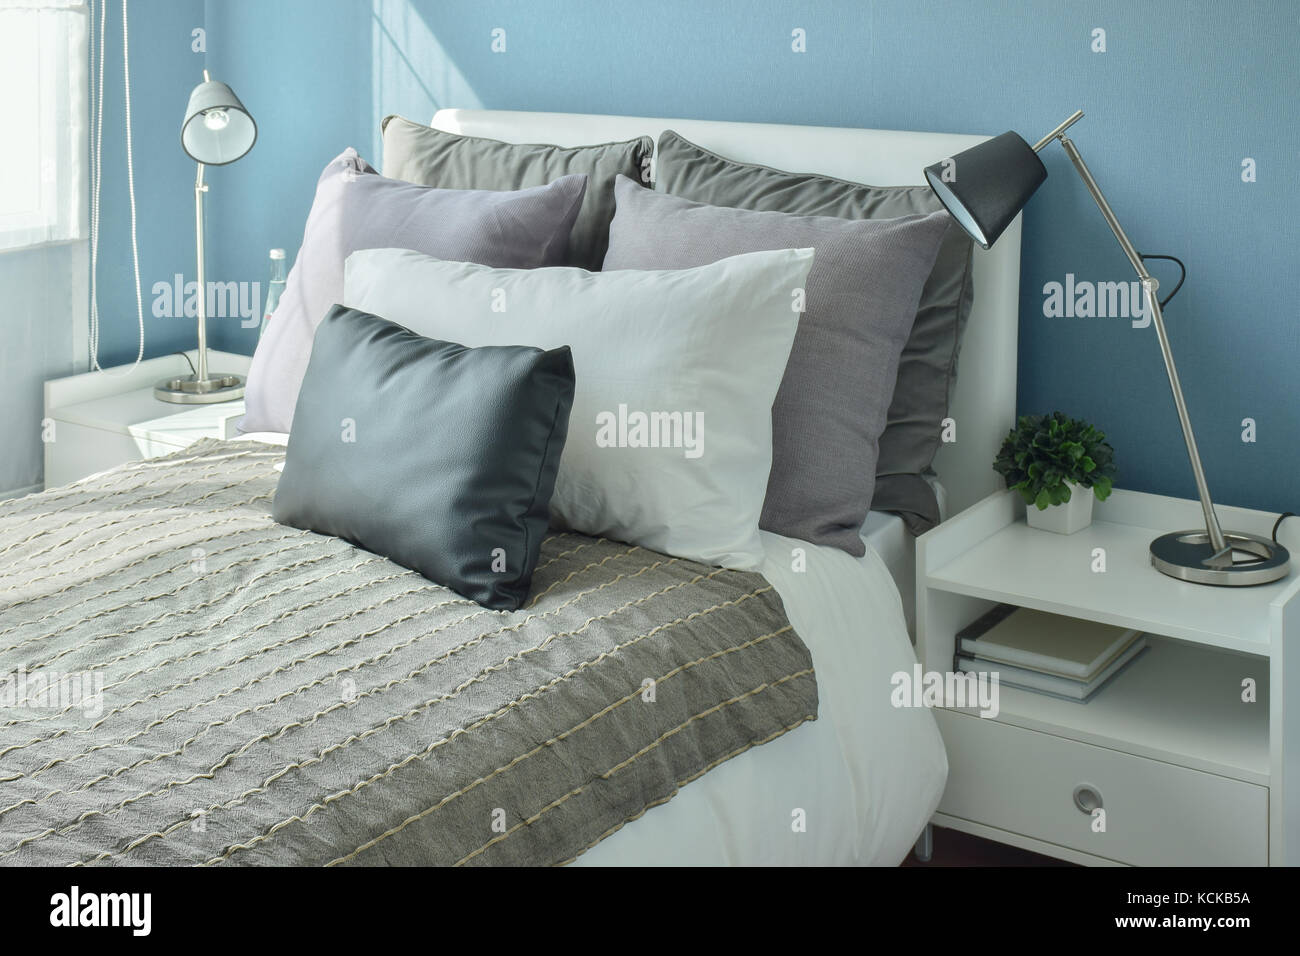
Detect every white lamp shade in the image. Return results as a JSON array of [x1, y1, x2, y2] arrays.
[[181, 77, 256, 165]]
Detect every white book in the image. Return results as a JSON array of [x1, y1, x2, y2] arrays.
[[958, 636, 1148, 702], [958, 606, 1142, 681]]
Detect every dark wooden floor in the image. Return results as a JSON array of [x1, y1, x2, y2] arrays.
[[903, 826, 1077, 866]]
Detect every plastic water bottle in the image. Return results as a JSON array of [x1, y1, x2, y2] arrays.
[[259, 248, 287, 339]]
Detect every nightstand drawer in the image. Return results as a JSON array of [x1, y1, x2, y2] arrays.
[[935, 710, 1268, 866]]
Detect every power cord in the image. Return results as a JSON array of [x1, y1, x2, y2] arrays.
[[174, 351, 196, 376], [1138, 253, 1186, 308], [88, 0, 145, 376], [1273, 512, 1296, 546]]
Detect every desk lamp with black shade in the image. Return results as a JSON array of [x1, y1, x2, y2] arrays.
[[923, 110, 1288, 586]]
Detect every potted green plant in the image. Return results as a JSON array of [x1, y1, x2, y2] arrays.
[[993, 412, 1117, 534]]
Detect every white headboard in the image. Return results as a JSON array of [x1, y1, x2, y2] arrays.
[[430, 109, 1021, 520]]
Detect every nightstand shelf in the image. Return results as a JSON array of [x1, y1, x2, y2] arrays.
[[917, 488, 1300, 866], [926, 495, 1289, 655], [967, 638, 1269, 784]]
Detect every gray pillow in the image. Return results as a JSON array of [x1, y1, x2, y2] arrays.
[[272, 305, 576, 611], [602, 176, 950, 555], [381, 115, 652, 271], [240, 148, 586, 434], [654, 130, 975, 534]]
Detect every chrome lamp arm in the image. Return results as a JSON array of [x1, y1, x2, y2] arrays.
[[925, 110, 1288, 584], [1029, 111, 1286, 584], [1033, 114, 1227, 556]]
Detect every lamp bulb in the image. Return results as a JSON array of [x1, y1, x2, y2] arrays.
[[203, 109, 230, 131]]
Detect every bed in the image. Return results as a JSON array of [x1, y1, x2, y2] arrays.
[[0, 112, 1021, 866]]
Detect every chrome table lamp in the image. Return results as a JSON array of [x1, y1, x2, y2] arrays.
[[924, 110, 1288, 586], [155, 70, 256, 404]]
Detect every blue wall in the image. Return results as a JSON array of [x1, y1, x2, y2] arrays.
[[109, 0, 1300, 515], [92, 0, 206, 367]]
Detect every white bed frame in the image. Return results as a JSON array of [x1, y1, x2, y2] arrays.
[[430, 109, 1022, 529]]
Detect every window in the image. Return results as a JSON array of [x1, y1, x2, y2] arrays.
[[0, 0, 88, 251]]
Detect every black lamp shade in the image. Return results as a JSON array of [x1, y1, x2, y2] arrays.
[[181, 77, 256, 165], [924, 131, 1047, 249]]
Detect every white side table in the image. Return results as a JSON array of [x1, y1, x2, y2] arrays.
[[43, 350, 251, 488], [916, 488, 1300, 866]]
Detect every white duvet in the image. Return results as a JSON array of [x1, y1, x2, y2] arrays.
[[577, 527, 948, 866]]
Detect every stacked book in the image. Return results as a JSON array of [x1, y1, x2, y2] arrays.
[[955, 605, 1147, 703]]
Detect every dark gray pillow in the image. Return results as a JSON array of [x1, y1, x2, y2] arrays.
[[603, 176, 950, 555], [272, 305, 575, 611], [381, 115, 653, 271], [654, 129, 976, 534], [241, 148, 586, 435]]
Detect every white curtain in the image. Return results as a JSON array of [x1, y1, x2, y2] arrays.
[[0, 0, 88, 252], [0, 0, 88, 494]]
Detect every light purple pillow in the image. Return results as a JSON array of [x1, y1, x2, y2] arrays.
[[240, 148, 587, 434]]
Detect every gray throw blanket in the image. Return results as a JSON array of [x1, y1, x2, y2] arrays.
[[0, 440, 816, 866]]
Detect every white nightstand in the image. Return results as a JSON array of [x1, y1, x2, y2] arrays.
[[43, 350, 252, 488], [916, 489, 1300, 866]]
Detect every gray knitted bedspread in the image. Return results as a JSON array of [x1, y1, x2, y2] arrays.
[[0, 439, 816, 866]]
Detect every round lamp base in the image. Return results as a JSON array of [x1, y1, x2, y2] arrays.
[[154, 373, 245, 405], [1150, 530, 1290, 587]]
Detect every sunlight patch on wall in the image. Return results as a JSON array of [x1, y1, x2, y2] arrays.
[[371, 0, 481, 158]]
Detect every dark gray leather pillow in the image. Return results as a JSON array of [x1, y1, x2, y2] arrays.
[[655, 129, 976, 534], [381, 115, 653, 271], [603, 176, 950, 556], [272, 305, 575, 611]]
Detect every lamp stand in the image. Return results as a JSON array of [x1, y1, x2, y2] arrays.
[[1037, 113, 1288, 585], [155, 162, 246, 405]]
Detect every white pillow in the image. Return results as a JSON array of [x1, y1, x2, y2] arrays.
[[342, 247, 814, 569]]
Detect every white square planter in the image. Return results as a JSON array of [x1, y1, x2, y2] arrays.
[[1025, 483, 1094, 534]]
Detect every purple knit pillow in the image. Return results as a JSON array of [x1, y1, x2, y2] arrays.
[[240, 148, 586, 434]]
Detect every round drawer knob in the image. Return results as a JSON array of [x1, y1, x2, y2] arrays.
[[1073, 783, 1103, 814]]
